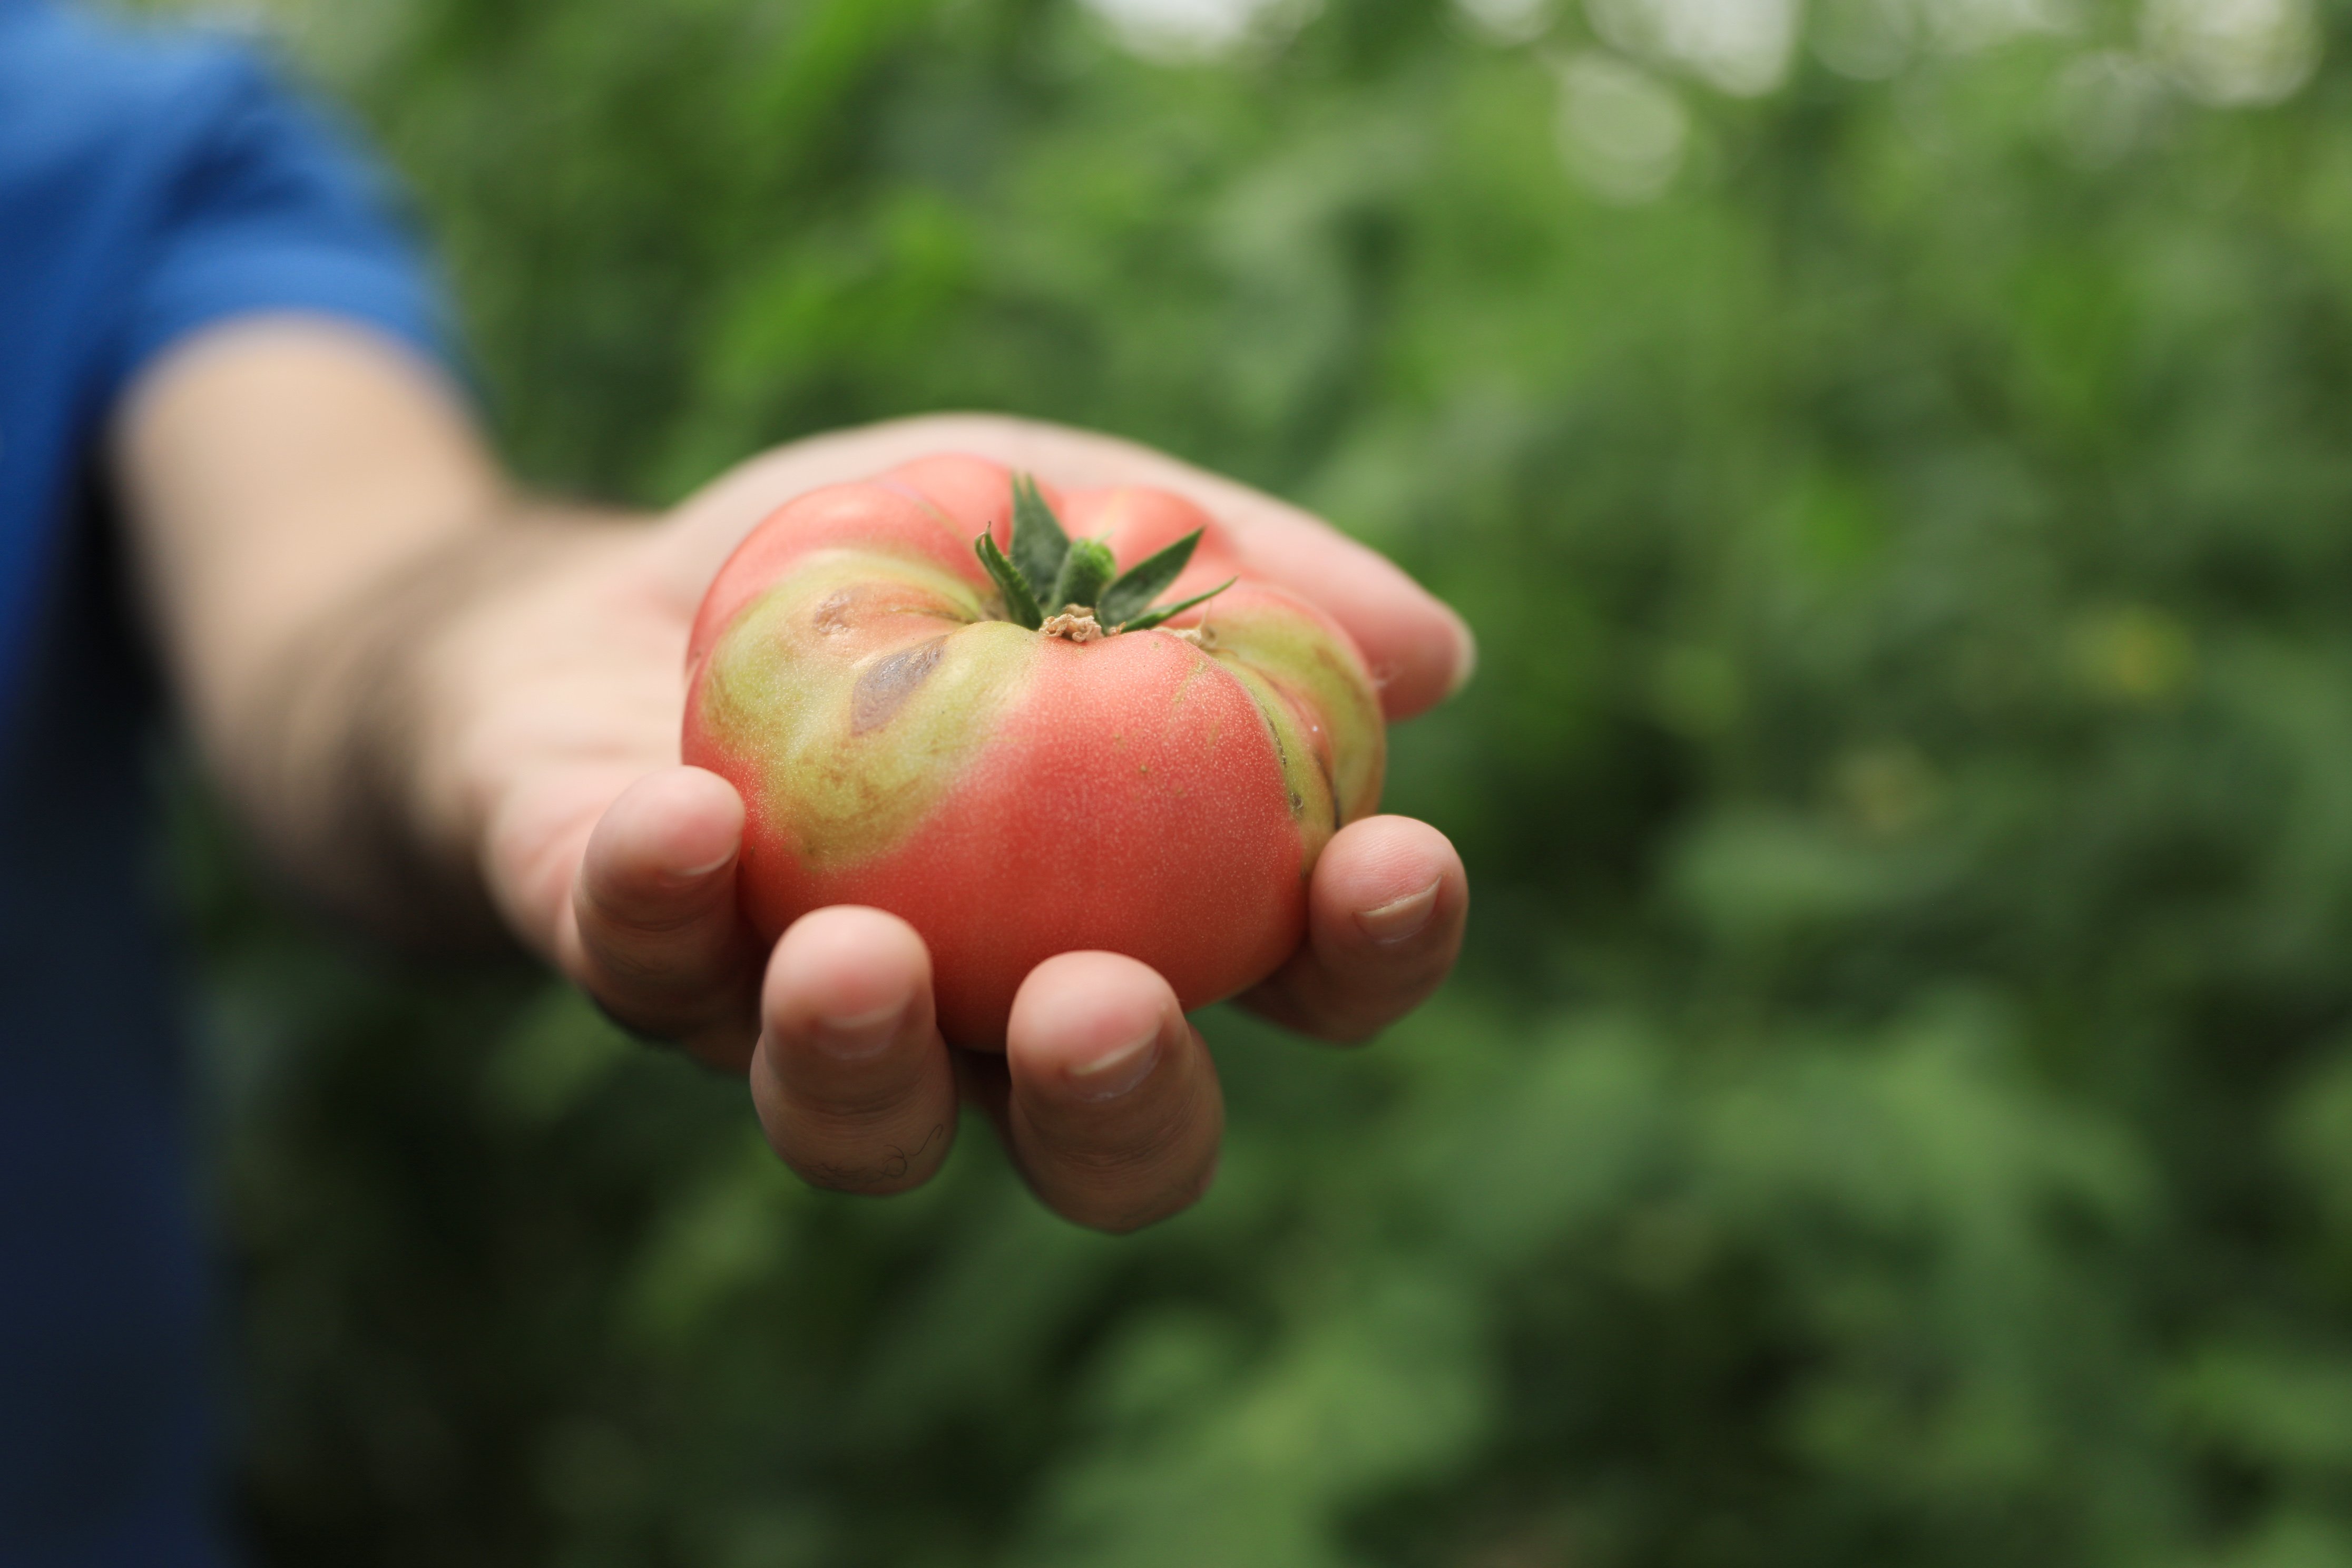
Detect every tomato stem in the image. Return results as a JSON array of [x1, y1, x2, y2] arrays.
[[1049, 538, 1116, 615], [973, 473, 1238, 635]]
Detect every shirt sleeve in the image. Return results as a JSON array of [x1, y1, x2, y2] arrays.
[[110, 49, 456, 394]]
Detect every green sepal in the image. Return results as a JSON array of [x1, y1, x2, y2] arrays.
[[1049, 537, 1118, 614], [1120, 577, 1236, 633], [1098, 528, 1204, 630], [974, 532, 1044, 629], [1010, 474, 1071, 603]]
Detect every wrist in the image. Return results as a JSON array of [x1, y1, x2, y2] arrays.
[[241, 504, 644, 953], [406, 510, 669, 959]]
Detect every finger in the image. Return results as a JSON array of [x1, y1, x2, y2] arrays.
[[1240, 815, 1467, 1044], [751, 906, 959, 1195], [1002, 953, 1223, 1233], [566, 766, 763, 1070]]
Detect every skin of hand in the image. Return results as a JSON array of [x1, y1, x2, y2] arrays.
[[116, 318, 1473, 1232]]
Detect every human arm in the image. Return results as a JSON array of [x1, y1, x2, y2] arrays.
[[114, 318, 1472, 1230]]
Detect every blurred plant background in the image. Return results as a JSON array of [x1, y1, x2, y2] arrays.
[[134, 0, 2352, 1561]]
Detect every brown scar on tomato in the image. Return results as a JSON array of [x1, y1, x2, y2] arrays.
[[852, 638, 946, 733], [815, 581, 974, 638], [812, 589, 858, 634], [1266, 717, 1305, 817]]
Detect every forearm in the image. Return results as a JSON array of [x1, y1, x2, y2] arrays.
[[222, 508, 631, 947], [111, 317, 641, 945]]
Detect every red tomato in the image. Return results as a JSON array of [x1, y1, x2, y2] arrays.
[[682, 455, 1385, 1048]]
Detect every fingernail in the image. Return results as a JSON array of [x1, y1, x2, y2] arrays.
[[1355, 881, 1440, 945], [1067, 1024, 1160, 1101], [671, 847, 736, 880], [814, 998, 905, 1061], [1445, 615, 1478, 700]]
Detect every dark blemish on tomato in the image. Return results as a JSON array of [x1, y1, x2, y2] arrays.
[[852, 638, 945, 733], [1258, 712, 1305, 819]]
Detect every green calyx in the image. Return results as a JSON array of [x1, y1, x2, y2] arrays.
[[1050, 538, 1117, 615], [974, 473, 1234, 634]]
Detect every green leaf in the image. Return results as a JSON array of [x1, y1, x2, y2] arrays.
[[1098, 528, 1204, 630], [975, 532, 1044, 629], [1048, 537, 1118, 614], [1119, 577, 1236, 633], [1010, 473, 1071, 602]]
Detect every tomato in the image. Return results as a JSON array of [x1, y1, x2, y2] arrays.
[[682, 455, 1386, 1048]]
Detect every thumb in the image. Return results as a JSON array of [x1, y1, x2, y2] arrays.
[[564, 766, 766, 1071]]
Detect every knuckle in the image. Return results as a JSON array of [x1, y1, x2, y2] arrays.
[[797, 1080, 926, 1127], [783, 1118, 953, 1195], [1029, 1094, 1217, 1224], [771, 1041, 942, 1122], [583, 885, 720, 942], [1059, 1155, 1216, 1234]]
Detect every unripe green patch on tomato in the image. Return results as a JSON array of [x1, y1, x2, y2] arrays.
[[1191, 591, 1386, 827], [695, 550, 1039, 867]]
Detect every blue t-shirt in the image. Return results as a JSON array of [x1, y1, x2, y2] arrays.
[[0, 3, 447, 1562]]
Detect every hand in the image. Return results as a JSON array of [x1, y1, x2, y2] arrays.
[[119, 330, 1467, 1230], [433, 414, 1474, 1232]]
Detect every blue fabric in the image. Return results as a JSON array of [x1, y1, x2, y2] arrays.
[[0, 4, 450, 1563], [0, 0, 446, 716]]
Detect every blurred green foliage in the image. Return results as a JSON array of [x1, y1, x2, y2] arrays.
[[165, 0, 2352, 1561]]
